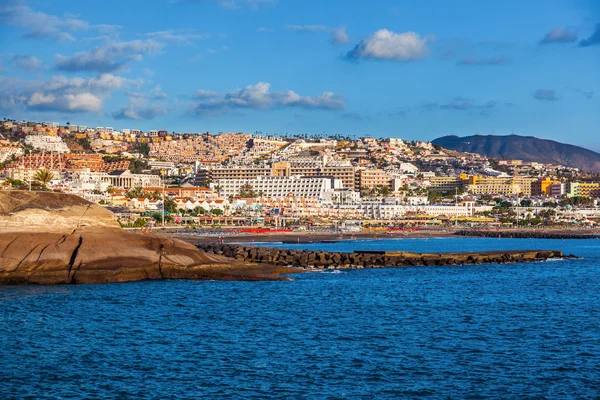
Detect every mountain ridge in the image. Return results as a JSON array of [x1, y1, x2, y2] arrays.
[[432, 134, 600, 173]]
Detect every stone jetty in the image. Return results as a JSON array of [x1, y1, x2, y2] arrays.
[[456, 230, 599, 240], [196, 243, 569, 270]]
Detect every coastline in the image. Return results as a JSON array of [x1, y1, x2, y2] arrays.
[[166, 228, 600, 245]]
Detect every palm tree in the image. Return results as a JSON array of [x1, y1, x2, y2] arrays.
[[33, 169, 54, 189]]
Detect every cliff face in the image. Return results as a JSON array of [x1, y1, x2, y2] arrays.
[[0, 191, 285, 284]]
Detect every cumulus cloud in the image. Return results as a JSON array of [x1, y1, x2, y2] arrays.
[[456, 56, 511, 66], [331, 26, 349, 45], [192, 82, 345, 116], [55, 40, 163, 72], [579, 23, 600, 47], [539, 27, 578, 44], [145, 30, 210, 44], [192, 89, 218, 99], [0, 3, 120, 41], [0, 73, 134, 113], [0, 3, 86, 41], [12, 55, 44, 71], [533, 89, 560, 101], [112, 88, 169, 120], [285, 25, 328, 33], [345, 29, 432, 61]]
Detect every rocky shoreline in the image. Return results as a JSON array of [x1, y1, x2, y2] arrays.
[[196, 243, 570, 270], [456, 230, 600, 240], [0, 191, 290, 285]]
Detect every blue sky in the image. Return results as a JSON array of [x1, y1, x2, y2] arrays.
[[1, 0, 599, 148]]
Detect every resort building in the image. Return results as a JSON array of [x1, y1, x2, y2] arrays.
[[211, 175, 338, 200]]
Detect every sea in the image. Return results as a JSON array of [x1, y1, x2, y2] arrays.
[[1, 237, 599, 399]]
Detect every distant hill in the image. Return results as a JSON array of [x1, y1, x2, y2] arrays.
[[432, 134, 600, 173]]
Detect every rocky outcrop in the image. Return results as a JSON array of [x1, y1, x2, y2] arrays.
[[0, 190, 119, 233], [0, 191, 289, 284], [455, 230, 599, 240], [196, 243, 569, 269], [0, 227, 286, 284]]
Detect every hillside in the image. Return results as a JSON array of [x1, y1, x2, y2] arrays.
[[432, 134, 600, 173]]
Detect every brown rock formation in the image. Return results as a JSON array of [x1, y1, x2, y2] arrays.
[[0, 191, 288, 284], [0, 190, 119, 232]]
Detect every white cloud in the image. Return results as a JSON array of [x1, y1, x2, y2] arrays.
[[0, 3, 86, 41], [12, 55, 44, 71], [331, 26, 349, 45], [145, 30, 211, 44], [0, 3, 120, 42], [55, 40, 163, 72], [0, 73, 135, 113], [192, 89, 218, 99], [192, 82, 345, 116], [113, 86, 169, 120], [539, 27, 578, 45], [346, 29, 432, 61]]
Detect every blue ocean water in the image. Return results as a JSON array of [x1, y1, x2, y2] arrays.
[[1, 238, 600, 399]]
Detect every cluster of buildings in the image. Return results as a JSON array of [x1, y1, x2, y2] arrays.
[[1, 118, 599, 227]]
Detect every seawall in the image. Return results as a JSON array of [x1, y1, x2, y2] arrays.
[[196, 243, 568, 269]]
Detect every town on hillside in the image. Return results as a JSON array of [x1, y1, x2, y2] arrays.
[[1, 118, 599, 230]]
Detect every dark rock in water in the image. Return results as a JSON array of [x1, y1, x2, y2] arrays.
[[195, 243, 569, 269]]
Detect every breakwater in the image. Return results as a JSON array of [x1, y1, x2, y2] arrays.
[[456, 230, 599, 240], [196, 243, 568, 269]]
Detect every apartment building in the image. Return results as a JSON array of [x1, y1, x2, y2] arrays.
[[24, 135, 70, 153], [359, 201, 476, 219], [568, 182, 600, 198], [428, 176, 466, 193], [270, 160, 356, 189], [211, 176, 336, 199], [355, 169, 393, 189], [211, 166, 270, 180], [531, 177, 560, 196], [467, 176, 537, 196]]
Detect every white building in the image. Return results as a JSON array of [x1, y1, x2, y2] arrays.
[[104, 170, 162, 188], [359, 200, 476, 219], [0, 143, 24, 163], [212, 176, 337, 199], [69, 169, 111, 192], [24, 135, 70, 154]]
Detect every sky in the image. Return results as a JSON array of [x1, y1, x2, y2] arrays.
[[1, 0, 599, 149]]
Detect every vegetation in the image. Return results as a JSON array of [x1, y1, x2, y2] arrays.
[[33, 169, 54, 189], [239, 183, 257, 198]]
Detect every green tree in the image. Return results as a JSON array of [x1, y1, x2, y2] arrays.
[[427, 190, 443, 204], [133, 218, 147, 227], [163, 196, 178, 214], [239, 183, 257, 198], [33, 169, 54, 189]]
